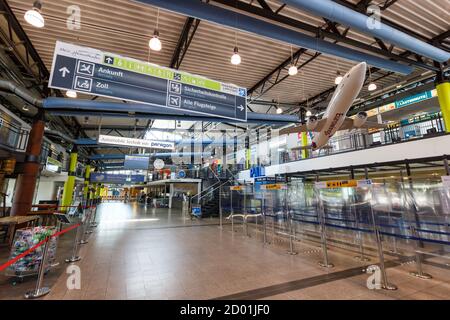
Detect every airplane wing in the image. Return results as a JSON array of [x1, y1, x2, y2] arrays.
[[338, 117, 387, 131], [279, 118, 328, 135]]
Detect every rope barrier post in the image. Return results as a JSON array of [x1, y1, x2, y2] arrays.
[[24, 237, 51, 299], [244, 186, 248, 237], [369, 187, 397, 290], [90, 202, 98, 228], [316, 186, 333, 268], [409, 226, 432, 279], [79, 206, 90, 245], [262, 190, 267, 244], [231, 188, 234, 233], [65, 223, 82, 263], [219, 185, 223, 229]]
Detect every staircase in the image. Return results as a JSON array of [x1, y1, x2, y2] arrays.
[[193, 167, 239, 218]]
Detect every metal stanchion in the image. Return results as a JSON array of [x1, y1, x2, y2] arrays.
[[65, 223, 82, 263], [231, 188, 234, 233], [369, 189, 397, 290], [262, 191, 267, 244], [79, 207, 91, 245], [90, 204, 98, 228], [316, 187, 333, 268], [24, 238, 51, 299], [219, 186, 223, 229], [244, 187, 248, 236], [409, 226, 432, 279]]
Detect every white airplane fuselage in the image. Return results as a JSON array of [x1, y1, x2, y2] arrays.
[[311, 62, 367, 150]]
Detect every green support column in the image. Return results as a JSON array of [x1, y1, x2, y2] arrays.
[[61, 146, 78, 212], [96, 183, 101, 199], [437, 80, 450, 132], [83, 164, 91, 201], [301, 132, 309, 159]]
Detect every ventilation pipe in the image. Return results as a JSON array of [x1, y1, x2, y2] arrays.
[[44, 128, 76, 144], [136, 0, 413, 74], [0, 79, 43, 107], [43, 97, 300, 125], [282, 0, 450, 63]]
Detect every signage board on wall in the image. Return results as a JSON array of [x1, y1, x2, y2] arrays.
[[124, 155, 149, 170], [97, 134, 175, 150], [48, 41, 247, 122]]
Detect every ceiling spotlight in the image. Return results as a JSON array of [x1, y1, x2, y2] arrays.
[[66, 90, 77, 98], [149, 30, 162, 51], [368, 83, 377, 91], [24, 1, 44, 28], [288, 65, 298, 76], [335, 71, 343, 85], [231, 47, 241, 65], [22, 105, 29, 111], [306, 110, 312, 117], [276, 107, 283, 114]]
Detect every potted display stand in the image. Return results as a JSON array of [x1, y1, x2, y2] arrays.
[[5, 226, 57, 283]]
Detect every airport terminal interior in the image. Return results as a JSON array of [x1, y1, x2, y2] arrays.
[[0, 0, 450, 303]]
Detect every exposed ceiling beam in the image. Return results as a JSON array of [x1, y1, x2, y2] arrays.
[[170, 17, 201, 69], [256, 0, 272, 11]]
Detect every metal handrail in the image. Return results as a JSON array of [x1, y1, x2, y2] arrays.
[[197, 177, 235, 202], [0, 114, 29, 152]]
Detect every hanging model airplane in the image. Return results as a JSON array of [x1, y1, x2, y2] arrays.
[[280, 62, 386, 150]]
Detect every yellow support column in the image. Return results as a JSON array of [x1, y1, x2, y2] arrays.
[[61, 146, 78, 212], [437, 80, 450, 132], [83, 164, 91, 202], [301, 132, 309, 159]]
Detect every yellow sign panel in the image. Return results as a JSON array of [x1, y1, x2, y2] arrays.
[[261, 184, 286, 190], [325, 180, 358, 188], [230, 186, 244, 191]]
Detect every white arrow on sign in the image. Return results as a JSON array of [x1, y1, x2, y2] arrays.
[[59, 67, 70, 77], [105, 57, 113, 63], [237, 105, 244, 111]]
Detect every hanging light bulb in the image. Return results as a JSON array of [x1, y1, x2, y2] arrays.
[[288, 65, 298, 76], [276, 107, 283, 114], [288, 45, 297, 76], [335, 71, 343, 85], [306, 110, 312, 117], [24, 1, 44, 28], [66, 90, 77, 98], [231, 47, 241, 65], [149, 30, 162, 51], [367, 65, 377, 92], [368, 83, 377, 91]]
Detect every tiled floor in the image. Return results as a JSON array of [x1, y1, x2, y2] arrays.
[[1, 202, 450, 300]]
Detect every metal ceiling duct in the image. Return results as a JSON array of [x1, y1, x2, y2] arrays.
[[136, 0, 413, 74], [282, 0, 450, 63], [42, 97, 300, 124]]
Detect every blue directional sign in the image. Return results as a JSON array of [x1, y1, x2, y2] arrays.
[[48, 41, 247, 122], [90, 173, 145, 184]]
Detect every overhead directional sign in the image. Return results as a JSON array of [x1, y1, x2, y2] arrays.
[[49, 41, 247, 121]]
